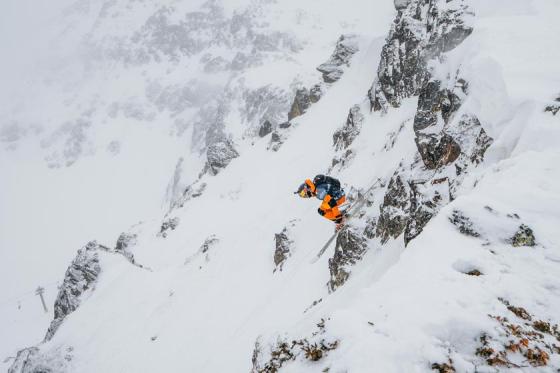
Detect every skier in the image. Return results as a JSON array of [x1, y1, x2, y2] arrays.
[[296, 174, 346, 229]]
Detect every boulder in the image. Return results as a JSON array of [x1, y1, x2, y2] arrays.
[[511, 224, 536, 247]]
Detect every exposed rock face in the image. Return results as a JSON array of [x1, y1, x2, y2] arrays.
[[258, 120, 273, 137], [205, 139, 239, 175], [413, 77, 491, 171], [173, 181, 207, 209], [185, 235, 219, 267], [413, 80, 463, 131], [330, 149, 354, 172], [333, 105, 364, 151], [309, 84, 323, 103], [376, 173, 412, 243], [474, 303, 560, 369], [251, 320, 339, 373], [267, 131, 284, 152], [287, 86, 321, 120], [115, 232, 138, 264], [8, 348, 40, 373], [328, 225, 368, 291], [317, 34, 359, 83], [9, 236, 146, 372], [449, 210, 480, 237], [446, 114, 493, 185], [511, 224, 536, 247], [544, 94, 560, 115], [273, 220, 297, 271], [159, 217, 180, 238], [394, 0, 412, 10], [415, 133, 461, 169], [404, 178, 449, 244], [413, 79, 462, 169], [431, 361, 456, 373], [327, 1, 487, 293], [369, 0, 473, 111], [45, 241, 102, 341], [373, 88, 491, 244], [8, 346, 73, 373], [200, 235, 219, 253], [330, 104, 364, 172]]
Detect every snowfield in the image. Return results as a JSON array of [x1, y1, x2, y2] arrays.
[[1, 0, 560, 372]]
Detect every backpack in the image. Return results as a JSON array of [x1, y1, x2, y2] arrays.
[[313, 174, 341, 192]]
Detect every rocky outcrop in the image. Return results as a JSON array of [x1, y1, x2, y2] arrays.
[[511, 224, 536, 247], [173, 181, 207, 209], [413, 79, 463, 169], [251, 320, 339, 373], [184, 235, 219, 267], [394, 0, 412, 10], [8, 348, 40, 373], [545, 94, 560, 116], [369, 0, 473, 111], [328, 225, 368, 291], [374, 99, 490, 245], [8, 346, 73, 373], [474, 302, 560, 369], [205, 139, 239, 175], [269, 32, 359, 152], [9, 236, 147, 372], [44, 241, 102, 341], [376, 173, 412, 243], [159, 217, 180, 238], [449, 210, 480, 237], [317, 34, 359, 83], [258, 120, 273, 137], [413, 77, 492, 171], [330, 149, 354, 172], [333, 105, 364, 151], [273, 220, 298, 272], [364, 0, 485, 248], [330, 104, 364, 172], [287, 86, 322, 120], [371, 73, 492, 247], [415, 133, 461, 170], [267, 131, 284, 152], [115, 232, 138, 264], [404, 178, 449, 244]]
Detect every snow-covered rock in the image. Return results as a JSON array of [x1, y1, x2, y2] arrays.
[[333, 104, 364, 151], [317, 34, 360, 83], [273, 220, 298, 272], [44, 241, 102, 342], [204, 140, 239, 176], [369, 0, 473, 111], [287, 86, 322, 120], [328, 225, 368, 291]]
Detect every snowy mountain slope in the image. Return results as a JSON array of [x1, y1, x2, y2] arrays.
[[0, 0, 389, 365], [3, 0, 560, 372]]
